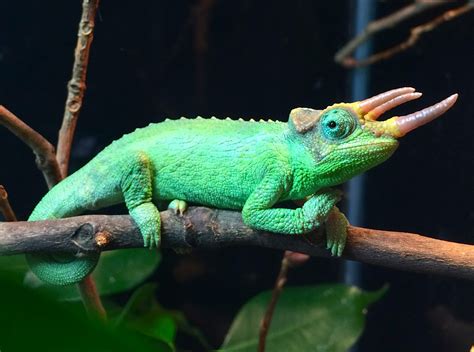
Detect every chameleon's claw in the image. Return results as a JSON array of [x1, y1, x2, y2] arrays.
[[168, 199, 188, 215], [129, 202, 161, 249], [326, 236, 333, 251], [325, 206, 349, 257]]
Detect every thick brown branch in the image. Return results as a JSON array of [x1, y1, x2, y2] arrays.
[[0, 106, 62, 188], [1, 207, 473, 281], [334, 1, 464, 68], [56, 0, 100, 176]]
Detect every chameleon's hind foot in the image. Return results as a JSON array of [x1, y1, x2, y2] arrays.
[[325, 206, 349, 257], [168, 199, 191, 254], [129, 202, 161, 249], [168, 199, 188, 215]]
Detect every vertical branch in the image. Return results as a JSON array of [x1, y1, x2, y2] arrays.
[[258, 256, 289, 352], [258, 251, 310, 351], [56, 0, 105, 319], [78, 276, 107, 321], [56, 0, 100, 177]]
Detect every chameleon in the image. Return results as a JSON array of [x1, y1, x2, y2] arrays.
[[26, 87, 458, 285]]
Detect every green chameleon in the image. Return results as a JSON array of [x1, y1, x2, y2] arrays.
[[26, 87, 458, 285]]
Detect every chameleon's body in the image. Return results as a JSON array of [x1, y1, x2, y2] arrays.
[[26, 88, 458, 285]]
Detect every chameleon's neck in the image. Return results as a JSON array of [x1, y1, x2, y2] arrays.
[[285, 135, 325, 199], [285, 131, 354, 199]]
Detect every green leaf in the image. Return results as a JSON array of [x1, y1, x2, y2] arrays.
[[25, 248, 161, 300], [0, 275, 158, 352], [0, 255, 29, 283], [221, 284, 386, 352], [115, 283, 177, 351], [116, 283, 211, 351]]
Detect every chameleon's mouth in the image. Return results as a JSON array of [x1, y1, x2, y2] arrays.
[[353, 88, 458, 138]]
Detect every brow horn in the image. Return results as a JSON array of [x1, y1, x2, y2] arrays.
[[358, 87, 416, 114], [365, 92, 422, 120]]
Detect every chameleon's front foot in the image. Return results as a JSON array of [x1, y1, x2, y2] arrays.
[[129, 202, 161, 248], [325, 206, 349, 257]]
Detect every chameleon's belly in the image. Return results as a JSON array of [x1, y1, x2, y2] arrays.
[[149, 138, 271, 210], [152, 162, 260, 210]]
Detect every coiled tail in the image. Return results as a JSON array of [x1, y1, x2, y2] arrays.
[[26, 172, 100, 286]]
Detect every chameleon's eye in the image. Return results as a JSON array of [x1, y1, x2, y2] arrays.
[[320, 108, 355, 141]]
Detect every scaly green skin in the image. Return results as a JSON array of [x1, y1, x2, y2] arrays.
[[27, 107, 399, 285]]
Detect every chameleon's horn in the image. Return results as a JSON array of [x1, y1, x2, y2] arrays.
[[365, 92, 422, 120], [365, 94, 458, 138], [391, 93, 458, 137], [358, 87, 415, 114]]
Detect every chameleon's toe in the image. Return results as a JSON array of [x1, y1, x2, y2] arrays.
[[168, 199, 188, 215], [129, 202, 162, 249], [325, 206, 349, 257]]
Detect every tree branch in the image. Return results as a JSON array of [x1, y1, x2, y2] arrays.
[[1, 207, 473, 281], [56, 0, 100, 177], [0, 106, 62, 189], [334, 1, 474, 68], [55, 0, 103, 319]]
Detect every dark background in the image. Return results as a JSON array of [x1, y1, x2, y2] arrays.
[[0, 1, 473, 351]]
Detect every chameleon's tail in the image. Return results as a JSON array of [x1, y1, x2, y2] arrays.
[[26, 252, 100, 286], [25, 173, 100, 286]]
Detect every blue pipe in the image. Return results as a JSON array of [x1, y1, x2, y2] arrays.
[[343, 0, 376, 287]]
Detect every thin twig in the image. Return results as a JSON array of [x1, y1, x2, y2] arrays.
[[258, 250, 310, 351], [56, 0, 100, 177], [0, 106, 62, 189], [333, 1, 472, 67], [258, 256, 289, 352], [78, 276, 107, 321], [0, 185, 17, 222], [1, 207, 473, 281], [344, 3, 474, 68]]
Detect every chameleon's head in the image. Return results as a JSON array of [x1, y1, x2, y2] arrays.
[[288, 87, 458, 186]]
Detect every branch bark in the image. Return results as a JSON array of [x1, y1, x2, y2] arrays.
[[56, 0, 100, 176], [1, 207, 473, 281]]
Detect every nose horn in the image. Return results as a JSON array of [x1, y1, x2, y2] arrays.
[[391, 93, 458, 137], [363, 93, 459, 138]]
